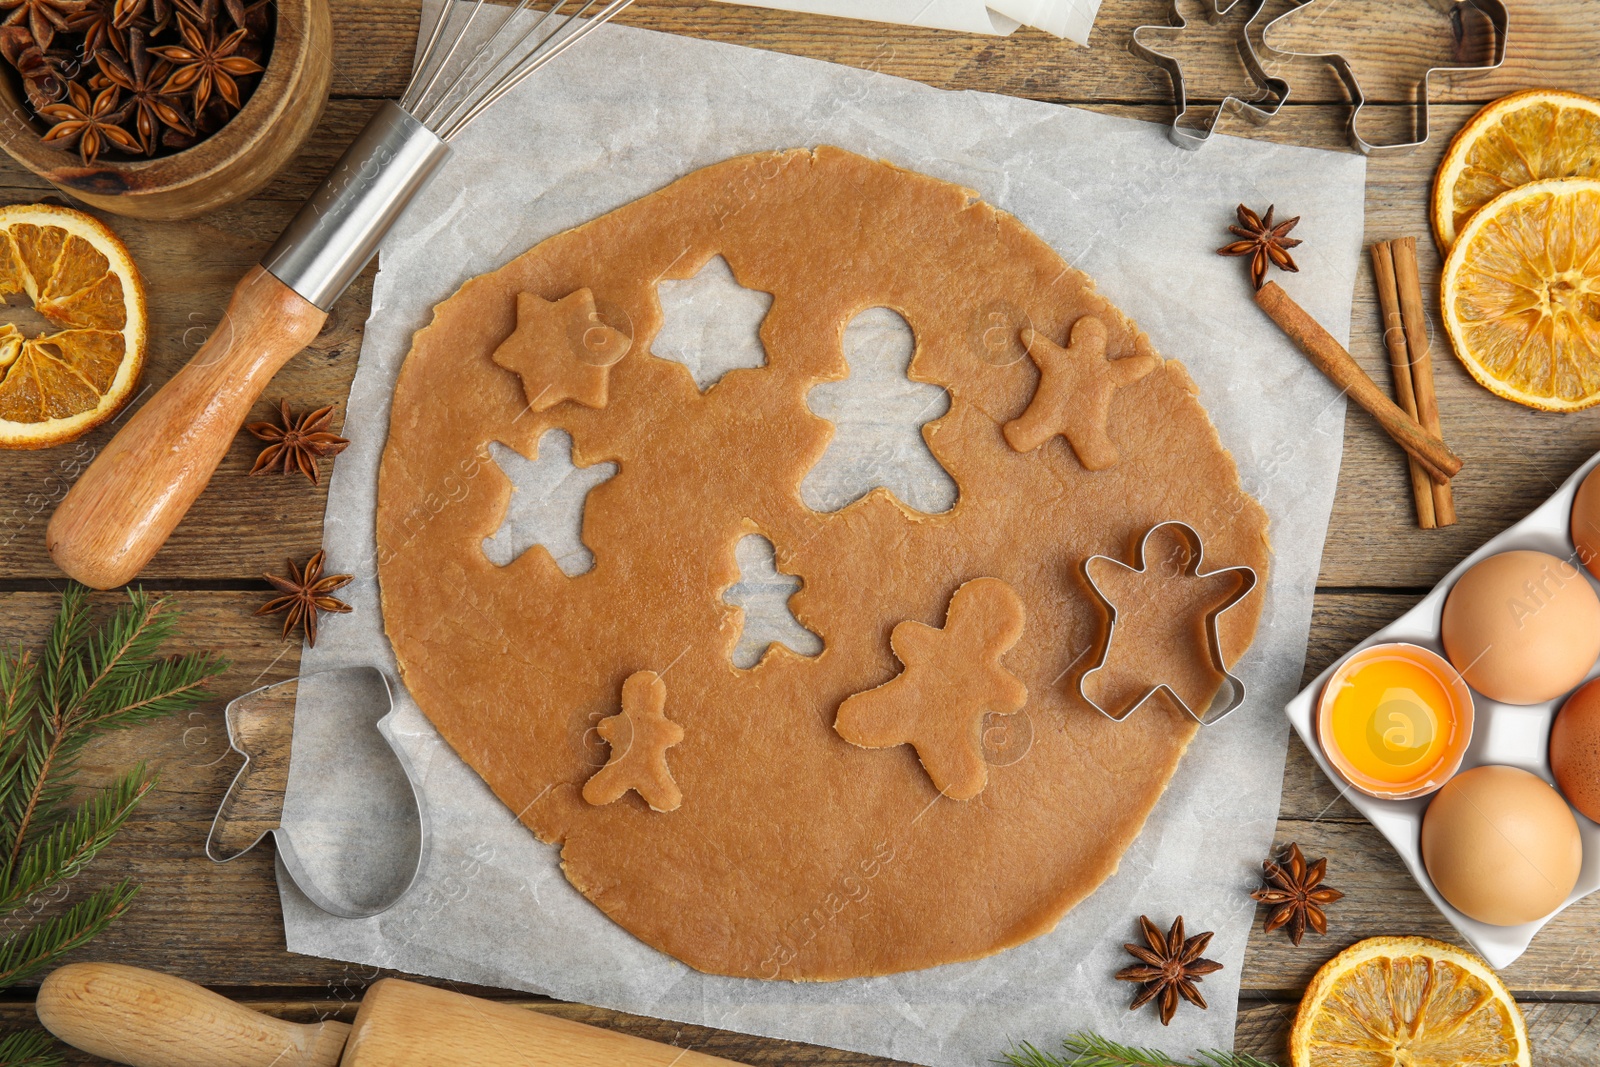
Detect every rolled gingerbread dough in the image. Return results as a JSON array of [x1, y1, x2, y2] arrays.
[[376, 146, 1269, 980]]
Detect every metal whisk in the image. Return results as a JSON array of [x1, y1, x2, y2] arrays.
[[269, 0, 637, 311], [47, 0, 636, 589]]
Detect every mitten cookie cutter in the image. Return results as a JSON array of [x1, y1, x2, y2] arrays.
[[205, 666, 429, 919], [1262, 0, 1510, 156], [1079, 521, 1258, 726], [1130, 0, 1290, 151]]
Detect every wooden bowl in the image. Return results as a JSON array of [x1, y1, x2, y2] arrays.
[[0, 0, 332, 221]]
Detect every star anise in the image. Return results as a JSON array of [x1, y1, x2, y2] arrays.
[[97, 30, 192, 153], [1218, 203, 1302, 291], [0, 0, 86, 52], [257, 551, 353, 648], [66, 0, 122, 57], [0, 25, 72, 106], [39, 77, 136, 162], [175, 0, 248, 28], [245, 399, 349, 485], [147, 12, 258, 112], [111, 0, 168, 30], [1115, 915, 1224, 1026], [1250, 842, 1343, 946]]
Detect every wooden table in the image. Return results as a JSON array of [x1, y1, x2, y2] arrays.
[[3, 1, 1598, 1062]]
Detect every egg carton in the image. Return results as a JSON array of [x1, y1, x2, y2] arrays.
[[1285, 450, 1600, 969]]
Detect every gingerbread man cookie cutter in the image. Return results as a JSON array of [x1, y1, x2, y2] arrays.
[[205, 667, 430, 919], [1079, 521, 1259, 727], [1129, 0, 1291, 151], [1261, 0, 1510, 157]]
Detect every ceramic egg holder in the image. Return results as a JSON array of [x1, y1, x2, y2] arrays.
[[1286, 450, 1600, 969]]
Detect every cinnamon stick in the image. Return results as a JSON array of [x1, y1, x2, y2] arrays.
[[1255, 281, 1462, 483], [1392, 237, 1457, 526], [1371, 240, 1437, 528]]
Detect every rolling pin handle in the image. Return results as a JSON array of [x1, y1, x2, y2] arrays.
[[36, 963, 349, 1067]]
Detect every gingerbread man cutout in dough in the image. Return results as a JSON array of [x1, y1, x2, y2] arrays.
[[583, 671, 685, 812], [835, 577, 1027, 800], [1003, 315, 1160, 470], [492, 289, 632, 412]]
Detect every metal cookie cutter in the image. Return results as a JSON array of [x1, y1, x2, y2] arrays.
[[206, 667, 429, 919], [1262, 0, 1510, 156], [1130, 0, 1291, 151], [1079, 521, 1259, 726]]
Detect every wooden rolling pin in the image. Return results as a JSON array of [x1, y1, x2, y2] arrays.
[[37, 963, 744, 1067]]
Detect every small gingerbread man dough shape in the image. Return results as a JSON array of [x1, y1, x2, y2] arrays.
[[1004, 315, 1160, 470], [835, 577, 1027, 800], [583, 671, 685, 812], [1081, 523, 1255, 723], [492, 289, 632, 412]]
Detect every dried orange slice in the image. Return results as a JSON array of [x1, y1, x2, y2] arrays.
[[1440, 177, 1600, 411], [0, 203, 147, 449], [1290, 936, 1529, 1067], [1433, 89, 1600, 251]]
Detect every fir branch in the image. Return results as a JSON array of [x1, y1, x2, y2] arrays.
[[0, 882, 139, 990], [77, 590, 178, 722], [84, 651, 225, 732], [1002, 1034, 1285, 1067], [0, 653, 36, 808], [0, 650, 34, 740], [0, 1028, 63, 1067], [0, 583, 228, 1059], [0, 768, 155, 917], [36, 586, 88, 724], [0, 588, 227, 872]]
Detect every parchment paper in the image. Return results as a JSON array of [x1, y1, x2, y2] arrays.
[[710, 0, 1103, 44], [279, 16, 1367, 1065]]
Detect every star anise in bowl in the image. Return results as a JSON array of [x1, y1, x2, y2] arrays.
[[0, 0, 270, 163]]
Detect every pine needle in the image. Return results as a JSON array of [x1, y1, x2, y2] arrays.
[[1002, 1033, 1285, 1067], [0, 587, 225, 871], [0, 1028, 63, 1067], [0, 768, 155, 917], [0, 584, 226, 1057], [0, 883, 140, 989]]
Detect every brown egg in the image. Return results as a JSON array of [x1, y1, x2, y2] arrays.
[[1553, 677, 1600, 822], [1573, 465, 1600, 580], [1441, 550, 1600, 704], [1421, 765, 1583, 925]]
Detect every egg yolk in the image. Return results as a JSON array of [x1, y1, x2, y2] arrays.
[[1326, 651, 1459, 788]]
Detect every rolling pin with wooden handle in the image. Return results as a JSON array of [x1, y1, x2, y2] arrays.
[[46, 104, 452, 589], [39, 963, 747, 1067]]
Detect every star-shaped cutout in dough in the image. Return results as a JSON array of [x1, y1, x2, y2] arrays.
[[1079, 522, 1257, 726], [1003, 315, 1161, 471], [834, 577, 1027, 800], [583, 671, 685, 812], [492, 289, 632, 413]]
